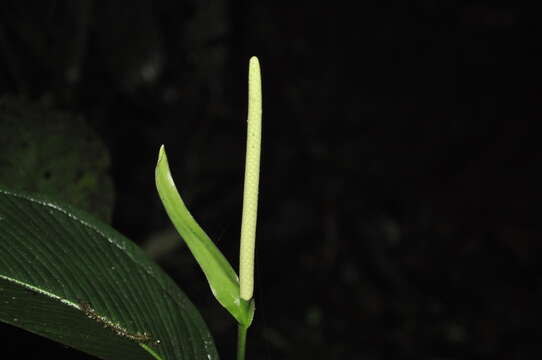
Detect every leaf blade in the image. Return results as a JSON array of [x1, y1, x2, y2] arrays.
[[0, 187, 218, 360]]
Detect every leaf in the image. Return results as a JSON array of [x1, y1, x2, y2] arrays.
[[155, 145, 254, 326], [0, 187, 218, 360], [0, 96, 115, 222]]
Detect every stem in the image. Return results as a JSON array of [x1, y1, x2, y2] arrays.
[[237, 324, 248, 360], [239, 56, 262, 301]]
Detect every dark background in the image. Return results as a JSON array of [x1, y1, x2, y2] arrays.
[[1, 1, 541, 359]]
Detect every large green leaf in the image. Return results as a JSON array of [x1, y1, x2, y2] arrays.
[[0, 187, 218, 360]]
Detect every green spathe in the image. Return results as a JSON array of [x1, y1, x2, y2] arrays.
[[155, 146, 255, 327]]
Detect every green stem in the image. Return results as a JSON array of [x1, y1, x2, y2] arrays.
[[237, 324, 248, 360]]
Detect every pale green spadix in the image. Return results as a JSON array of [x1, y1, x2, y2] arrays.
[[239, 56, 262, 301], [155, 56, 262, 329]]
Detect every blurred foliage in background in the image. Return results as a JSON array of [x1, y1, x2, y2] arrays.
[[1, 1, 541, 359], [0, 96, 114, 222]]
